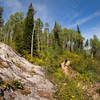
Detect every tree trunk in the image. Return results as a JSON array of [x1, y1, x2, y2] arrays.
[[31, 26, 34, 57]]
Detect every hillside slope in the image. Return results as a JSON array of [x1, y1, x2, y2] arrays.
[[0, 42, 55, 100], [61, 61, 100, 100]]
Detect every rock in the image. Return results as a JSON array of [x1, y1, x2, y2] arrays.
[[0, 42, 55, 100]]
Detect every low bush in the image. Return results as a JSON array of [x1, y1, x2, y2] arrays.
[[13, 80, 23, 89]]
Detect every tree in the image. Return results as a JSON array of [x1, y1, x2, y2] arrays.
[[44, 22, 49, 47], [90, 35, 100, 57], [77, 24, 83, 50], [53, 22, 61, 47], [35, 18, 43, 51], [0, 7, 4, 41], [85, 39, 89, 47], [77, 24, 80, 34], [0, 7, 4, 30], [33, 28, 38, 56], [4, 12, 24, 42], [23, 3, 35, 54]]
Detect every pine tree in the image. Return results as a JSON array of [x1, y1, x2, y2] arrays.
[[85, 39, 89, 47], [53, 22, 61, 46], [33, 29, 38, 56], [23, 3, 35, 54], [77, 24, 83, 50], [0, 7, 4, 41], [44, 22, 49, 47], [77, 24, 80, 34], [0, 7, 4, 30]]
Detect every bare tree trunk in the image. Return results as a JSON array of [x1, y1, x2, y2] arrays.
[[47, 32, 49, 47], [37, 34, 40, 51], [31, 25, 35, 57], [10, 31, 13, 41]]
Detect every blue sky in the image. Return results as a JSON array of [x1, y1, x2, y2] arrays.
[[0, 0, 100, 39]]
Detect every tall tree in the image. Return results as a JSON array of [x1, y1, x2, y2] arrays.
[[77, 24, 80, 34], [44, 22, 49, 47], [35, 18, 43, 51], [0, 7, 4, 41], [90, 35, 100, 57], [3, 12, 24, 42], [85, 39, 89, 47], [77, 24, 83, 50], [53, 22, 61, 46], [0, 7, 4, 30], [33, 28, 38, 56], [23, 3, 35, 54]]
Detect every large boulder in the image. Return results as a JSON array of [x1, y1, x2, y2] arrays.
[[0, 42, 55, 100]]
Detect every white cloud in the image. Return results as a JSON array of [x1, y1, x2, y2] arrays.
[[69, 11, 100, 28], [0, 0, 22, 13], [82, 25, 100, 40], [34, 3, 53, 29]]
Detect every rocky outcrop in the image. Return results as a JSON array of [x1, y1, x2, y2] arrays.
[[0, 42, 55, 100]]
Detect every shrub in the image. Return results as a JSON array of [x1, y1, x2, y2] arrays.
[[0, 77, 3, 85], [13, 80, 23, 89]]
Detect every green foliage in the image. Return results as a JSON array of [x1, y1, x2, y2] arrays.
[[0, 77, 3, 85], [1, 3, 100, 100], [0, 7, 4, 28], [85, 39, 89, 47], [53, 69, 87, 100], [13, 80, 23, 89], [90, 35, 100, 58], [53, 22, 61, 47], [23, 3, 35, 54]]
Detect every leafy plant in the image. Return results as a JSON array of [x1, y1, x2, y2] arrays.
[[13, 80, 23, 89]]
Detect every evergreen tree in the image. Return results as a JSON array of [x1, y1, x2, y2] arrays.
[[44, 22, 49, 47], [33, 29, 38, 56], [85, 39, 89, 47], [53, 22, 61, 46], [0, 7, 4, 41], [0, 7, 4, 30], [77, 24, 80, 34], [23, 3, 35, 54], [77, 24, 83, 50]]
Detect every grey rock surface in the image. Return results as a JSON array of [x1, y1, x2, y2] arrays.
[[0, 42, 55, 100]]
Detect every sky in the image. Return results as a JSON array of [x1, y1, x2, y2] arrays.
[[0, 0, 100, 39]]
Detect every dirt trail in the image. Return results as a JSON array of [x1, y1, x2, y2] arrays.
[[61, 61, 78, 78]]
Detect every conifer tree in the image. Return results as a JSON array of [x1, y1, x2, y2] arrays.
[[85, 39, 89, 47], [0, 7, 4, 30], [23, 3, 35, 54], [53, 22, 61, 46], [0, 7, 4, 41], [77, 24, 83, 50], [77, 24, 80, 34], [33, 29, 38, 56], [44, 22, 49, 47]]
